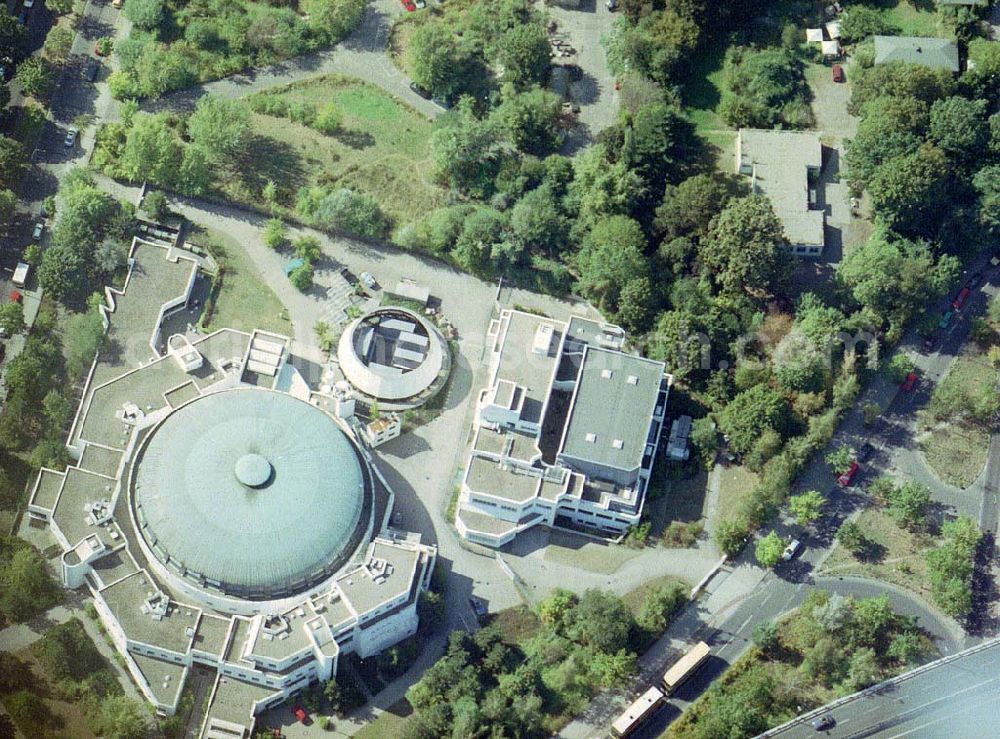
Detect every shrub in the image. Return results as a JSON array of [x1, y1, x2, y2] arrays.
[[755, 531, 785, 568], [296, 187, 391, 240], [314, 103, 343, 134], [289, 263, 314, 291], [142, 191, 168, 221]]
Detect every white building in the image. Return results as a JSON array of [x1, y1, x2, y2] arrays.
[[455, 310, 670, 547]]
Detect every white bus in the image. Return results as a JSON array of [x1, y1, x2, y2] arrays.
[[611, 686, 665, 738], [662, 641, 710, 695]]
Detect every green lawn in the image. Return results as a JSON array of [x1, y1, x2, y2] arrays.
[[233, 75, 445, 227], [879, 0, 947, 37], [717, 465, 760, 521], [193, 227, 291, 336], [819, 507, 937, 599], [918, 348, 993, 489], [354, 701, 413, 739]]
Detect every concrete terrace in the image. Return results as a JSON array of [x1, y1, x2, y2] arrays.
[[92, 241, 199, 388], [99, 571, 200, 655]]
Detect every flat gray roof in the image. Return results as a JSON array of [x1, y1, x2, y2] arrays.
[[737, 128, 824, 248], [225, 618, 254, 663], [457, 507, 518, 536], [132, 653, 186, 707], [336, 540, 420, 618], [52, 467, 119, 548], [466, 456, 540, 503], [91, 548, 140, 588], [206, 675, 276, 728], [193, 614, 232, 657], [559, 347, 664, 472], [31, 468, 64, 511], [100, 571, 199, 654], [874, 35, 959, 72], [492, 311, 562, 426], [78, 445, 123, 478], [249, 608, 315, 661]]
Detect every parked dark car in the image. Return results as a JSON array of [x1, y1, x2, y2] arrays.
[[409, 81, 432, 100], [83, 62, 99, 82], [831, 64, 844, 82]]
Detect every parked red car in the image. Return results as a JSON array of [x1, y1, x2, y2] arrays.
[[952, 286, 970, 311], [900, 372, 918, 393], [292, 706, 308, 724], [837, 461, 859, 487], [401, 0, 416, 9], [832, 64, 845, 83]]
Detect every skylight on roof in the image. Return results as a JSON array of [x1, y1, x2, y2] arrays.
[[612, 439, 624, 449], [601, 369, 613, 379], [585, 433, 597, 443]]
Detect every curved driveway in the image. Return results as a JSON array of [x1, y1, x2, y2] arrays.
[[142, 0, 443, 119]]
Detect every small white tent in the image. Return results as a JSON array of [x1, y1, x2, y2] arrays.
[[806, 28, 824, 42]]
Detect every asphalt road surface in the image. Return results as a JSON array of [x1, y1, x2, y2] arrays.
[[767, 639, 1000, 738]]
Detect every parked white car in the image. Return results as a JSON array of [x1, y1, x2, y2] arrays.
[[782, 539, 802, 561], [360, 272, 377, 289]]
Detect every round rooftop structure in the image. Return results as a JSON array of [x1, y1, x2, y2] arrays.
[[131, 388, 371, 602], [337, 307, 448, 407]]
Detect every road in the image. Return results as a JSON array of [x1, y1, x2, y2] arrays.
[[560, 256, 999, 737], [141, 0, 442, 119], [764, 638, 1000, 738]]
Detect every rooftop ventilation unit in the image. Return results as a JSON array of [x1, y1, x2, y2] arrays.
[[585, 433, 597, 443], [612, 439, 624, 449], [627, 375, 638, 385], [601, 369, 613, 379]]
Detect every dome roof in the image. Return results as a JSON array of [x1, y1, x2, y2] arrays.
[[132, 388, 368, 600]]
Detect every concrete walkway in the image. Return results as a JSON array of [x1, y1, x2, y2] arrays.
[[142, 0, 441, 120]]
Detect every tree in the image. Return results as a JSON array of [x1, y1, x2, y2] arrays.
[[124, 0, 164, 30], [887, 632, 922, 665], [314, 103, 343, 134], [93, 695, 150, 739], [974, 164, 1000, 232], [177, 145, 211, 195], [566, 589, 635, 654], [38, 244, 88, 303], [289, 263, 314, 291], [755, 530, 785, 568], [886, 353, 915, 384], [567, 143, 645, 234], [718, 384, 786, 454], [929, 96, 989, 166], [263, 218, 287, 249], [0, 546, 60, 622], [296, 187, 390, 239], [14, 57, 53, 99], [719, 46, 809, 129], [789, 490, 825, 527], [508, 185, 568, 257], [42, 26, 74, 64], [621, 102, 698, 196], [751, 620, 779, 654], [0, 136, 26, 189], [453, 207, 506, 275], [637, 582, 686, 634], [845, 96, 929, 191], [836, 521, 867, 555], [701, 194, 788, 299], [293, 235, 322, 264], [845, 648, 880, 691], [497, 23, 550, 91], [576, 215, 649, 321], [849, 61, 954, 115], [887, 481, 930, 530], [0, 188, 17, 232], [825, 446, 853, 475], [869, 143, 950, 236], [432, 101, 510, 198], [408, 23, 475, 102], [142, 190, 168, 221], [120, 114, 182, 186], [187, 96, 252, 161], [0, 302, 25, 336], [64, 309, 106, 376], [493, 87, 563, 156], [0, 10, 26, 66], [655, 173, 742, 241], [840, 6, 893, 44]]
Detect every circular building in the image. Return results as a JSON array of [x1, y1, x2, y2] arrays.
[[337, 307, 449, 408], [130, 388, 372, 607]]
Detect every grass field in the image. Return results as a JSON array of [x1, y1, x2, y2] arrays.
[[819, 507, 937, 598], [621, 575, 688, 617], [235, 75, 445, 227], [354, 700, 413, 739], [194, 227, 291, 336], [717, 464, 760, 521], [918, 348, 992, 489], [878, 0, 946, 37]]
